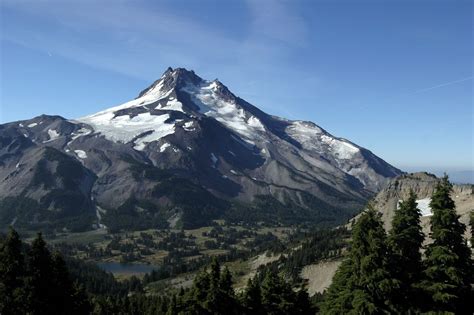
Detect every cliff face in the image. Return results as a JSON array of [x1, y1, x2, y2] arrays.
[[372, 172, 473, 241]]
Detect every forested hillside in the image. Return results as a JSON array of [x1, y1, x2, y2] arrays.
[[1, 177, 472, 314]]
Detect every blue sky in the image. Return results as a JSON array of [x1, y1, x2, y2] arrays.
[[0, 0, 472, 173]]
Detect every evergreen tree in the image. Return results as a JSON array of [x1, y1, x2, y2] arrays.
[[0, 227, 27, 314], [242, 277, 263, 314], [259, 269, 311, 315], [420, 176, 473, 314], [185, 267, 210, 314], [351, 206, 399, 313], [25, 232, 56, 315], [206, 259, 240, 314], [50, 251, 91, 314], [388, 190, 424, 312], [322, 205, 399, 314], [320, 259, 355, 314], [50, 251, 74, 314], [470, 210, 474, 250], [219, 266, 233, 296]]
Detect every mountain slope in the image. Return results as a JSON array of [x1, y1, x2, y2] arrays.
[[0, 67, 402, 231]]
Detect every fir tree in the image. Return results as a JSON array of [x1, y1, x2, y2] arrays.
[[50, 251, 91, 314], [25, 232, 56, 315], [259, 269, 311, 315], [470, 210, 474, 250], [388, 190, 424, 312], [242, 277, 263, 314], [320, 259, 355, 314], [350, 205, 399, 314], [420, 176, 473, 314], [0, 227, 27, 314], [322, 205, 399, 314]]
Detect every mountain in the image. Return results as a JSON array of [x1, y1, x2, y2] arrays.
[[0, 67, 401, 232]]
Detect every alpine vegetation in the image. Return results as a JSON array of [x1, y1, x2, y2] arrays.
[[321, 176, 473, 314]]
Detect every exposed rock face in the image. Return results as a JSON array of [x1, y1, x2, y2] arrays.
[[0, 67, 402, 231], [371, 172, 473, 240]]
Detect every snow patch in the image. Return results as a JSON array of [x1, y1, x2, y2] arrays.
[[19, 123, 24, 127], [247, 116, 265, 131], [160, 143, 171, 152], [230, 169, 238, 175], [156, 99, 184, 112], [416, 198, 432, 217], [183, 121, 195, 131], [320, 135, 359, 159], [397, 198, 432, 217], [27, 122, 38, 128], [287, 121, 322, 137], [71, 127, 92, 140], [74, 150, 87, 159], [43, 129, 60, 143]]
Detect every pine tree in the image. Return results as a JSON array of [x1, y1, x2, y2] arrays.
[[388, 190, 424, 312], [0, 227, 27, 314], [420, 176, 473, 314]]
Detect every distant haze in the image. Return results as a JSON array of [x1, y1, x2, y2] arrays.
[[401, 167, 474, 184]]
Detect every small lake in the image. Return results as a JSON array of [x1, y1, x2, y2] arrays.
[[97, 262, 160, 275]]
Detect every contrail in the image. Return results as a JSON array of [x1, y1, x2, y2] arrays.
[[411, 76, 473, 94]]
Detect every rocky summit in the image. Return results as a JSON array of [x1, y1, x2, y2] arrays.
[[0, 67, 402, 232]]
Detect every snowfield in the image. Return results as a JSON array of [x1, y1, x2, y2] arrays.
[[79, 112, 175, 151], [286, 121, 359, 160], [182, 81, 265, 140]]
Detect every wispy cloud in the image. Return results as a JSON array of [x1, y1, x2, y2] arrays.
[[1, 0, 310, 82], [410, 76, 473, 94]]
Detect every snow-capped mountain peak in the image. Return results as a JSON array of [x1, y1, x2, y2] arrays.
[[73, 67, 400, 191], [1, 67, 403, 230]]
